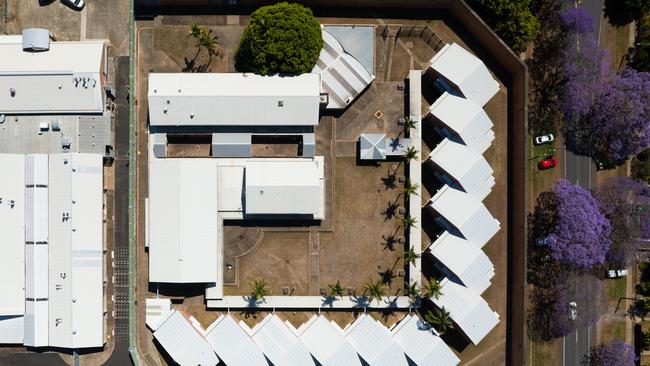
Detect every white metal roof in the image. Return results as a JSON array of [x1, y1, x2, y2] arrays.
[[217, 165, 245, 212], [0, 316, 25, 344], [244, 158, 325, 218], [428, 43, 500, 107], [297, 315, 362, 366], [248, 314, 314, 366], [148, 73, 321, 126], [48, 153, 103, 349], [145, 298, 172, 331], [0, 39, 105, 114], [432, 279, 500, 345], [428, 232, 495, 294], [0, 154, 26, 316], [359, 133, 387, 160], [204, 315, 268, 366], [154, 310, 220, 366], [429, 92, 495, 154], [148, 158, 220, 284], [391, 314, 460, 366], [429, 138, 494, 201], [312, 28, 375, 109], [428, 185, 500, 248], [344, 314, 409, 366]]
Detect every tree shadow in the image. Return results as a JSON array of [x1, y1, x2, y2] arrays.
[[381, 170, 399, 190], [379, 268, 394, 287], [381, 227, 402, 251], [381, 195, 402, 221], [183, 56, 213, 73], [604, 0, 638, 27]]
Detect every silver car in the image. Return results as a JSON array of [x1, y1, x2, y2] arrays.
[[61, 0, 85, 10], [534, 133, 554, 145]]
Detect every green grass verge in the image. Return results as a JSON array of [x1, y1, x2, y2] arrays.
[[607, 278, 626, 302]]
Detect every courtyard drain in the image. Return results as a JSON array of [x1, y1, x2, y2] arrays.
[[374, 110, 384, 119]]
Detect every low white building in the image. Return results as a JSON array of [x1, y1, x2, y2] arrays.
[[427, 43, 499, 107], [426, 184, 500, 248], [247, 314, 314, 366], [0, 34, 107, 115], [428, 137, 495, 201], [344, 314, 409, 366], [0, 153, 104, 349], [204, 315, 268, 366], [153, 310, 219, 366], [297, 315, 362, 366], [390, 314, 459, 366], [432, 279, 500, 345], [428, 92, 495, 154], [148, 73, 322, 127], [428, 232, 495, 294]]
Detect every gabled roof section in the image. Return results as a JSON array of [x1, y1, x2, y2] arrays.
[[429, 92, 495, 154], [428, 138, 495, 201], [428, 43, 500, 107], [428, 232, 495, 294], [154, 310, 220, 366], [432, 279, 500, 345], [205, 315, 268, 366], [391, 314, 460, 366], [248, 314, 314, 366], [344, 314, 408, 366], [427, 185, 500, 248], [297, 315, 362, 366]]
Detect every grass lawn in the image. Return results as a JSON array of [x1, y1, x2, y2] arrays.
[[607, 278, 626, 303], [528, 339, 558, 366]]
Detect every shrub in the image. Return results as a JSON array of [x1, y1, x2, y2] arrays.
[[469, 0, 540, 53], [632, 148, 650, 183], [585, 340, 635, 366], [235, 2, 323, 75]]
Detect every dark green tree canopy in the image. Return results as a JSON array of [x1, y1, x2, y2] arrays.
[[469, 0, 540, 53], [236, 2, 323, 75]]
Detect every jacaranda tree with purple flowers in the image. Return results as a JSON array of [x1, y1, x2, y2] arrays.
[[585, 340, 636, 366], [569, 68, 650, 167], [596, 176, 650, 266], [549, 180, 612, 269]]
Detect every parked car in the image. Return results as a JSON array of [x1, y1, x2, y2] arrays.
[[535, 133, 555, 145], [538, 156, 558, 170], [61, 0, 85, 10], [568, 301, 577, 321], [607, 269, 628, 278], [536, 236, 555, 247]]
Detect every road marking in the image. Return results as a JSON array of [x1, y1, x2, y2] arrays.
[[576, 329, 579, 342], [563, 336, 566, 366], [80, 6, 87, 41]]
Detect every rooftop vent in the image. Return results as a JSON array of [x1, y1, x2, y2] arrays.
[[22, 28, 51, 52]]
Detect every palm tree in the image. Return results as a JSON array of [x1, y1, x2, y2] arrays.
[[199, 31, 218, 64], [403, 179, 420, 196], [328, 280, 344, 297], [402, 214, 418, 229], [403, 247, 420, 266], [403, 116, 418, 135], [404, 146, 419, 163], [364, 279, 386, 304], [424, 307, 454, 334], [422, 278, 442, 299], [251, 279, 270, 301], [404, 282, 419, 302]]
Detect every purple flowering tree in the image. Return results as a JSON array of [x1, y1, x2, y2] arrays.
[[596, 176, 650, 266], [560, 7, 612, 120], [585, 340, 636, 366], [549, 180, 612, 269], [571, 68, 650, 167], [551, 274, 604, 337]]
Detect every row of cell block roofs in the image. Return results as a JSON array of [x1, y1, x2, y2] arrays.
[[420, 42, 502, 345], [147, 300, 461, 366]]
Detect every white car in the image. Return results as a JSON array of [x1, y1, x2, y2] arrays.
[[61, 0, 85, 10], [535, 133, 555, 145], [607, 269, 628, 278], [568, 302, 577, 321]]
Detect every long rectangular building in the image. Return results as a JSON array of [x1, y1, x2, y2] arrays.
[[148, 73, 322, 127]]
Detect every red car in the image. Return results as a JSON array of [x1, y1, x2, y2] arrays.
[[538, 157, 558, 170]]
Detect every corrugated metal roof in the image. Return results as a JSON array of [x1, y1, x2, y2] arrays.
[[0, 316, 24, 344], [154, 310, 220, 366], [344, 314, 409, 366], [148, 73, 321, 126], [428, 43, 500, 107], [429, 138, 494, 201], [0, 154, 26, 316], [204, 315, 268, 366], [77, 116, 111, 155], [298, 315, 362, 366], [433, 279, 500, 345], [391, 314, 460, 366], [248, 314, 314, 366]]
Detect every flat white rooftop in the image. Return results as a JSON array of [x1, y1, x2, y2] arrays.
[[0, 38, 106, 114], [148, 73, 322, 126], [0, 154, 26, 316], [428, 43, 500, 107]]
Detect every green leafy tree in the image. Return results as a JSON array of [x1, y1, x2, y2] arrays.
[[424, 307, 454, 334], [404, 179, 419, 196], [403, 116, 417, 135], [236, 2, 323, 75], [188, 23, 219, 66], [402, 214, 417, 230], [251, 279, 271, 301], [404, 282, 419, 302], [364, 279, 386, 303], [403, 247, 421, 266], [422, 278, 442, 299], [404, 146, 419, 163], [328, 280, 344, 297], [469, 0, 540, 53]]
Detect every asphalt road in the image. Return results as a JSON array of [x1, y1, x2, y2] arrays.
[[104, 56, 132, 366], [561, 0, 603, 364]]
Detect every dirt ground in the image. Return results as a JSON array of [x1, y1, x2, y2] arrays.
[[136, 12, 510, 365]]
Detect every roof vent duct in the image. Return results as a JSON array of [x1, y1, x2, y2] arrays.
[[22, 28, 51, 52]]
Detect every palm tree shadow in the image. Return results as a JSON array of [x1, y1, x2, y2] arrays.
[[381, 227, 401, 251], [381, 171, 398, 190], [379, 269, 394, 287], [381, 198, 401, 221]]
